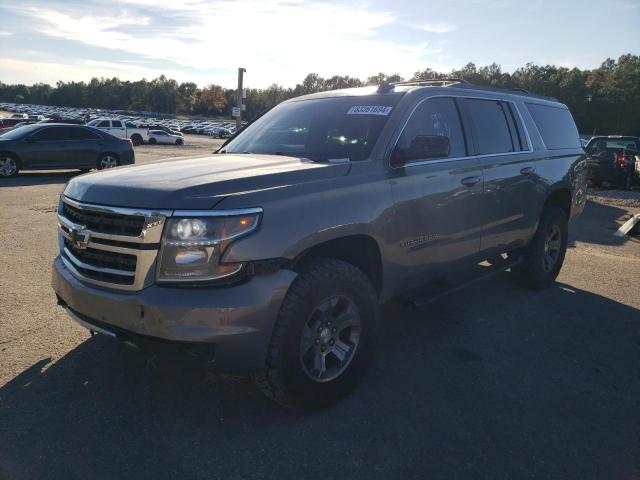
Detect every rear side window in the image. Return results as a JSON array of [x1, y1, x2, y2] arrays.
[[396, 97, 467, 161], [111, 120, 123, 128], [526, 103, 580, 150], [66, 127, 101, 140], [463, 99, 515, 155]]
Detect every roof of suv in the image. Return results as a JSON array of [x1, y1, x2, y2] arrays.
[[292, 80, 560, 104]]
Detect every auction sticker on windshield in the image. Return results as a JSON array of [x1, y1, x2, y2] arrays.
[[347, 105, 393, 115]]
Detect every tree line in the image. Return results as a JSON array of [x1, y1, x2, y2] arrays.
[[0, 54, 638, 135]]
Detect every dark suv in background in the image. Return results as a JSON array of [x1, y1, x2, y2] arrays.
[[52, 80, 586, 410], [584, 135, 640, 189], [0, 123, 134, 177]]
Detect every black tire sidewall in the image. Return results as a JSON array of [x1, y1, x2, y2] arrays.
[[277, 260, 378, 408], [519, 207, 568, 289]]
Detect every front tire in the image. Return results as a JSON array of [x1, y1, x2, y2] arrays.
[[253, 258, 379, 410], [0, 154, 19, 177], [148, 138, 157, 145], [511, 206, 568, 289], [175, 138, 184, 145]]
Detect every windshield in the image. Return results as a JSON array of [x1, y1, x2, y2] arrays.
[[223, 94, 402, 161]]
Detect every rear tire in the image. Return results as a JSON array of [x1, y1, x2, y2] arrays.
[[0, 154, 19, 177], [175, 138, 184, 145], [253, 258, 379, 410], [130, 134, 142, 146], [511, 206, 568, 289], [97, 154, 119, 170]]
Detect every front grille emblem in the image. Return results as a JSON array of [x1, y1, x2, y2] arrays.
[[69, 225, 91, 250]]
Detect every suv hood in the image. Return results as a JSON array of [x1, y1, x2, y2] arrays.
[[63, 154, 350, 209]]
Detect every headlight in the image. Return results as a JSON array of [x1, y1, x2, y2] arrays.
[[156, 210, 261, 283]]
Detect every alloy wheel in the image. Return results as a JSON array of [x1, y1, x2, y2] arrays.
[[99, 156, 118, 169], [542, 224, 562, 272], [0, 157, 17, 177], [300, 295, 361, 383]]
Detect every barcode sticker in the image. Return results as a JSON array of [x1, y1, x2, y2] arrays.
[[347, 105, 393, 116]]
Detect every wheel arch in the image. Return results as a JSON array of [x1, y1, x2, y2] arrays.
[[542, 185, 572, 219], [290, 234, 383, 297], [0, 150, 22, 167]]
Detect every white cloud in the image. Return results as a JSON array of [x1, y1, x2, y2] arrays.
[[9, 1, 445, 87], [0, 31, 13, 36], [414, 22, 458, 34], [0, 57, 209, 85]]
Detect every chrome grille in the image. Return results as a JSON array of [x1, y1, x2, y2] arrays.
[[57, 197, 172, 291], [62, 201, 146, 236]]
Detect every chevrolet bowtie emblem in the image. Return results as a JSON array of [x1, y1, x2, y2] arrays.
[[69, 226, 91, 250]]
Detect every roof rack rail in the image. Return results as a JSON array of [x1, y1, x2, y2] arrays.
[[395, 77, 472, 87], [376, 78, 558, 102], [377, 78, 469, 93]]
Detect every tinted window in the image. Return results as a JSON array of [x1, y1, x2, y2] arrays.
[[395, 97, 466, 161], [97, 120, 110, 128], [224, 95, 402, 161], [30, 127, 66, 141], [111, 120, 123, 128], [464, 99, 515, 154], [66, 127, 101, 140], [526, 103, 580, 150]]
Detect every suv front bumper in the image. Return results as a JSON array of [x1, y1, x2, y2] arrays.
[[52, 256, 296, 371]]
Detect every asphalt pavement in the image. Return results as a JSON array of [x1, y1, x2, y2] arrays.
[[0, 152, 638, 480]]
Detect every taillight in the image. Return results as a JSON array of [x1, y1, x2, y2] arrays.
[[128, 139, 133, 148], [614, 152, 625, 167]]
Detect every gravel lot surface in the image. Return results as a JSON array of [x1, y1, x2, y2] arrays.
[[0, 137, 639, 479]]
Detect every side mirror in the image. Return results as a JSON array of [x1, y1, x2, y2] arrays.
[[392, 135, 450, 166]]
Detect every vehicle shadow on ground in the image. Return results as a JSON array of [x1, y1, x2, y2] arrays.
[[0, 170, 82, 187], [568, 200, 636, 248], [1, 274, 638, 479]]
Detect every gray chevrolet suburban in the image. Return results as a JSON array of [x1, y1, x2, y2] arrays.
[[52, 80, 587, 409]]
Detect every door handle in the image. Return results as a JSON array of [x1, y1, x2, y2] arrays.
[[520, 166, 535, 175], [461, 176, 481, 187]]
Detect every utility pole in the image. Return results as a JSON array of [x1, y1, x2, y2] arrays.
[[236, 67, 246, 130]]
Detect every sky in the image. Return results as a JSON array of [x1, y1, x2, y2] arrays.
[[0, 0, 638, 88]]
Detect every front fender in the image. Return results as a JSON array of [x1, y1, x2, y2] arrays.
[[218, 169, 395, 264]]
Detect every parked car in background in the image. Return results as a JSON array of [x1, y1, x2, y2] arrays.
[[40, 118, 86, 125], [0, 118, 26, 130], [0, 124, 134, 177], [86, 118, 148, 145], [584, 136, 640, 189], [144, 125, 183, 136], [52, 80, 586, 409], [208, 126, 232, 139], [148, 130, 184, 145]]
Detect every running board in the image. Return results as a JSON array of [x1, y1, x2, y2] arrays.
[[403, 255, 524, 309]]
